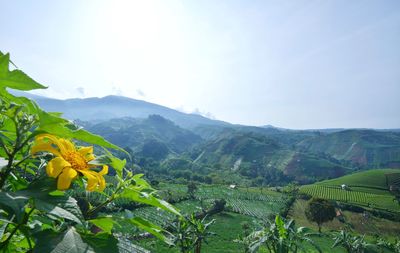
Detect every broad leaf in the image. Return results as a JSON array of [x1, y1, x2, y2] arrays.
[[0, 52, 46, 91], [123, 211, 173, 245], [37, 110, 126, 153], [34, 227, 119, 253], [81, 233, 119, 253], [102, 149, 126, 178], [21, 178, 84, 224], [118, 186, 180, 216], [88, 217, 116, 234], [0, 192, 29, 222]]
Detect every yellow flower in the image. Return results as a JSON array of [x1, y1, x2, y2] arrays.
[[31, 134, 108, 191]]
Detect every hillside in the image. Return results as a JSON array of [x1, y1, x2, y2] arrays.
[[316, 168, 400, 191], [297, 130, 400, 169], [189, 132, 350, 184], [81, 115, 203, 158], [300, 169, 400, 213], [14, 92, 400, 182]]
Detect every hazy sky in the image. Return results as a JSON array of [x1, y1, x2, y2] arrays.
[[1, 0, 399, 129]]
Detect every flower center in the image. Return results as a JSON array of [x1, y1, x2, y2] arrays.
[[64, 151, 88, 170]]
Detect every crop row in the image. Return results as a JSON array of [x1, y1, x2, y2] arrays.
[[195, 187, 286, 203], [227, 199, 284, 220], [300, 185, 399, 211]]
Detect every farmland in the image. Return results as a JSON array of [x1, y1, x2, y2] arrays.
[[158, 184, 290, 220], [114, 184, 292, 253], [300, 169, 400, 213]]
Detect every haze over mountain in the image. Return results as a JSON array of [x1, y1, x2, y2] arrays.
[[10, 91, 400, 185], [12, 91, 229, 129], [13, 91, 400, 132]]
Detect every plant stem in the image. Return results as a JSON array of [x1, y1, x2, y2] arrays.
[[0, 208, 34, 250]]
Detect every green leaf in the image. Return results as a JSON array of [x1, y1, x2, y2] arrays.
[[89, 217, 116, 234], [0, 222, 8, 239], [34, 198, 83, 224], [33, 227, 119, 253], [123, 211, 173, 245], [102, 149, 126, 178], [37, 110, 127, 153], [0, 52, 46, 91], [275, 215, 287, 239], [0, 52, 9, 77], [118, 186, 180, 216], [33, 227, 89, 253], [81, 233, 119, 253], [22, 178, 84, 224], [0, 192, 29, 222], [0, 88, 41, 115]]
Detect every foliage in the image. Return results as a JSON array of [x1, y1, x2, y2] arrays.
[[331, 230, 373, 253], [239, 215, 321, 253], [305, 198, 336, 233], [187, 181, 198, 199], [0, 51, 180, 252], [376, 237, 400, 253], [169, 214, 215, 253]]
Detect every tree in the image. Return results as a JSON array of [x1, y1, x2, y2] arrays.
[[305, 198, 336, 233], [187, 181, 198, 199]]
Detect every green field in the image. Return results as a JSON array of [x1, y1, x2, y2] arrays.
[[317, 169, 400, 191], [300, 169, 400, 212], [108, 181, 400, 252]]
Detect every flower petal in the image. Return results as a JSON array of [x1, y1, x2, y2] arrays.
[[35, 134, 68, 155], [79, 170, 99, 192], [99, 165, 108, 176], [78, 146, 95, 161], [31, 143, 62, 157], [46, 157, 71, 178], [57, 167, 78, 190], [59, 139, 76, 153], [98, 174, 106, 191]]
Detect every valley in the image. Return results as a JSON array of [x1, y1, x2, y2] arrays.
[[25, 93, 400, 252]]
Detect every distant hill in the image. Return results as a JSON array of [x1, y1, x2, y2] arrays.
[[13, 91, 400, 184], [12, 91, 229, 129], [80, 115, 203, 159], [189, 131, 349, 184], [297, 130, 400, 169]]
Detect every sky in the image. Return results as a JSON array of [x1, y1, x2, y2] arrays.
[[0, 0, 399, 129]]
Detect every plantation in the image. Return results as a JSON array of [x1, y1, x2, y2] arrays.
[[317, 169, 400, 192], [134, 183, 290, 225], [300, 169, 400, 213]]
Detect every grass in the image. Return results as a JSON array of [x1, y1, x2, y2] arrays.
[[288, 199, 400, 237], [136, 212, 257, 253]]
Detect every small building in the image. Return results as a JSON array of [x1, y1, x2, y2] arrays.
[[341, 184, 349, 190], [229, 184, 237, 189]]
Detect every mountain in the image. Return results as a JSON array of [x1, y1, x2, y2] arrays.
[[79, 115, 203, 158], [188, 131, 350, 184], [297, 129, 400, 168], [13, 92, 400, 184], [12, 91, 229, 129]]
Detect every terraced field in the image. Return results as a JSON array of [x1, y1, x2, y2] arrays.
[[195, 185, 289, 220], [300, 169, 400, 212], [127, 184, 290, 229], [301, 185, 399, 212]]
